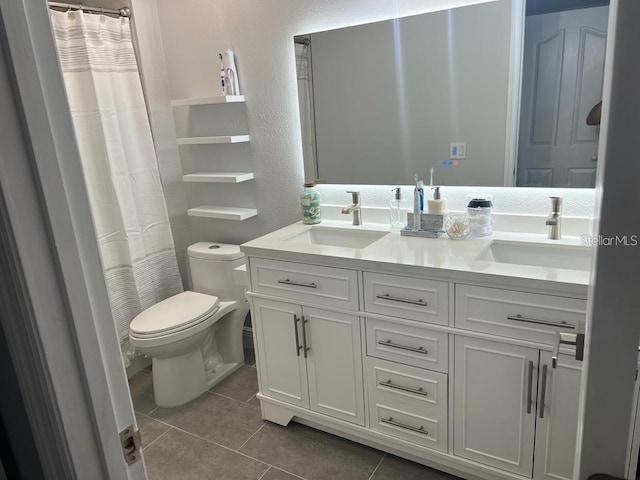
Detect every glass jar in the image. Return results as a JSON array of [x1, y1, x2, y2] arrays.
[[445, 214, 471, 240], [466, 194, 493, 237], [301, 182, 321, 224]]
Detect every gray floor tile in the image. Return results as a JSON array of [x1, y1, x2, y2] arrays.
[[150, 391, 264, 449], [144, 428, 269, 480], [128, 369, 157, 415], [136, 414, 170, 450], [210, 365, 259, 402], [371, 454, 461, 480], [247, 395, 260, 407], [239, 422, 383, 480], [260, 467, 303, 480]]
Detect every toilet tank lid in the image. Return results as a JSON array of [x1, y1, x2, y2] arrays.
[[188, 242, 244, 261]]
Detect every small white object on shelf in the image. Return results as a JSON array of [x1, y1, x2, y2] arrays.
[[171, 95, 245, 107], [176, 135, 250, 145], [183, 172, 254, 184], [187, 206, 257, 221]]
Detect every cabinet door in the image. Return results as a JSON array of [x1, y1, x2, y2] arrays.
[[252, 298, 309, 408], [454, 336, 538, 477], [304, 307, 365, 425], [534, 352, 582, 480]]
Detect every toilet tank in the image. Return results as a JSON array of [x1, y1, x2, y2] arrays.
[[187, 242, 246, 301]]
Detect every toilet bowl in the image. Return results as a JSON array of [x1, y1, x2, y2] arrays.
[[129, 242, 249, 408]]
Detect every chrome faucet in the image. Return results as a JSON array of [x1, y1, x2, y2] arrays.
[[341, 191, 362, 225], [546, 196, 562, 240]]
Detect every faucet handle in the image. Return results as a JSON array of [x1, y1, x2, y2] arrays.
[[549, 196, 562, 213], [346, 191, 361, 204]]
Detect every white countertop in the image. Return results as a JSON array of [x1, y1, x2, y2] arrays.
[[241, 220, 592, 297]]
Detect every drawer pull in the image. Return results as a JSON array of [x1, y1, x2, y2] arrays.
[[378, 339, 429, 355], [376, 293, 428, 307], [381, 417, 429, 435], [278, 279, 317, 289], [379, 379, 428, 396], [506, 314, 574, 330]]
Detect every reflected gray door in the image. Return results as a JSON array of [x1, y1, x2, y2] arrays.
[[517, 7, 608, 187]]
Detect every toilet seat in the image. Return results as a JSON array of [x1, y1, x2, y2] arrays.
[[130, 291, 220, 338]]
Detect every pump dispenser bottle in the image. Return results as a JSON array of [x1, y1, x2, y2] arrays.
[[390, 188, 408, 230], [428, 187, 447, 214]]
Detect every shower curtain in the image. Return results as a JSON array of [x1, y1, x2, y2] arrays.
[[50, 10, 183, 362]]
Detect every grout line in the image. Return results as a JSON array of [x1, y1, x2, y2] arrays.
[[246, 394, 258, 404], [367, 453, 386, 480], [147, 406, 159, 416], [141, 426, 173, 452], [210, 390, 259, 405], [256, 466, 271, 480], [238, 422, 266, 450]]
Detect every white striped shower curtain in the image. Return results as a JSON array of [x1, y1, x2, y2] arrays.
[[50, 10, 183, 363]]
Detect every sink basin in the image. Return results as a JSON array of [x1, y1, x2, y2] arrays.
[[284, 226, 388, 249], [475, 241, 592, 271]]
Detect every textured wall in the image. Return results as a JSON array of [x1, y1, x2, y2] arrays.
[[154, 0, 596, 246]]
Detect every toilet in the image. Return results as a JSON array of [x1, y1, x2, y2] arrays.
[[129, 242, 249, 408]]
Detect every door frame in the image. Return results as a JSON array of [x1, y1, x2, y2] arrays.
[[576, 0, 640, 477], [0, 1, 145, 478]]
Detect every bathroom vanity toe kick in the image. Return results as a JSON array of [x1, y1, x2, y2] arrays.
[[256, 394, 545, 480]]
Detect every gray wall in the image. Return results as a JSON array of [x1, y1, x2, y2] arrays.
[[311, 0, 513, 186]]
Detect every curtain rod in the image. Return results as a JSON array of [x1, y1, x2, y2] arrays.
[[294, 38, 310, 46], [48, 2, 131, 17]]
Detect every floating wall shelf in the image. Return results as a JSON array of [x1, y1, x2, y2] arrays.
[[171, 95, 245, 107], [182, 172, 254, 184], [176, 135, 250, 145], [188, 206, 258, 221]]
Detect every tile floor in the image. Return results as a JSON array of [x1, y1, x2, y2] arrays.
[[129, 351, 459, 480]]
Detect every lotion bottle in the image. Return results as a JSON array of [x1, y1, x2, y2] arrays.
[[428, 187, 447, 214]]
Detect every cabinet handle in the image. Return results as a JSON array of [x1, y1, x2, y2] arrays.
[[539, 364, 548, 419], [293, 315, 302, 357], [381, 417, 429, 435], [527, 360, 534, 414], [379, 379, 428, 396], [301, 316, 310, 359], [506, 314, 574, 330], [278, 279, 317, 289], [376, 293, 428, 307], [378, 339, 429, 355]]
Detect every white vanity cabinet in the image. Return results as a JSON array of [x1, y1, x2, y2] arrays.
[[244, 247, 594, 480], [454, 336, 539, 476], [252, 297, 364, 425], [453, 337, 582, 479], [250, 265, 365, 425]]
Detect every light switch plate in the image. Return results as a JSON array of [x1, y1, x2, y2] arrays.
[[451, 142, 467, 159]]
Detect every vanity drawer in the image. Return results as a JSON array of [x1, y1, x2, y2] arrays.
[[363, 272, 448, 325], [455, 284, 587, 344], [366, 357, 447, 408], [367, 358, 448, 452], [365, 318, 448, 373], [249, 258, 358, 310]]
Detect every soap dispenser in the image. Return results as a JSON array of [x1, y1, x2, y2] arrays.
[[390, 187, 408, 230], [428, 187, 447, 214]]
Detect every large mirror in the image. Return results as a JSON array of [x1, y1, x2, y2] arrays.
[[295, 0, 609, 187]]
